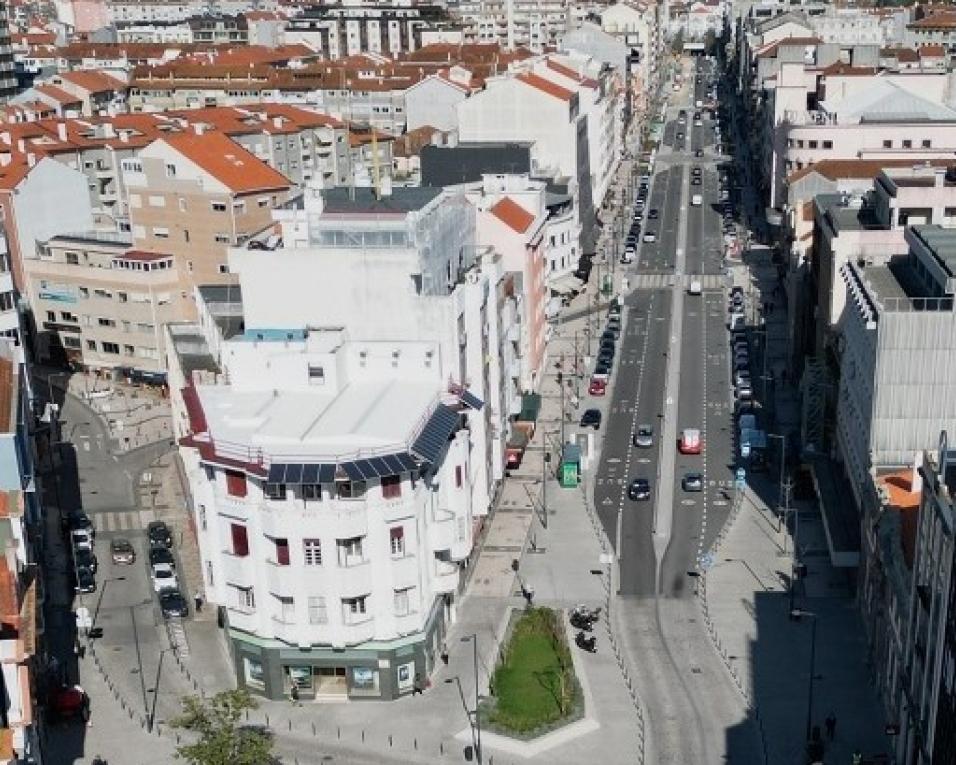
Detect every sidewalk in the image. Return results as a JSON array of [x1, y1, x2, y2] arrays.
[[695, 254, 892, 764]]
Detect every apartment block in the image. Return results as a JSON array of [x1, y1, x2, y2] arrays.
[[123, 129, 293, 317], [0, 2, 17, 103], [27, 231, 180, 375]]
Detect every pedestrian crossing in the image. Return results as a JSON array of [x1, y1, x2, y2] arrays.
[[91, 509, 157, 533], [628, 273, 728, 290]]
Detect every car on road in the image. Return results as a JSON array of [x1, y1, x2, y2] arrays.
[[71, 528, 94, 551], [151, 562, 178, 593], [74, 548, 98, 575], [592, 365, 610, 382], [677, 132, 684, 140], [149, 546, 175, 569], [159, 589, 189, 619], [64, 510, 94, 536], [627, 478, 652, 501], [695, 149, 704, 157], [609, 300, 622, 316], [588, 378, 607, 396], [734, 352, 750, 369], [580, 409, 602, 429], [679, 428, 702, 454], [648, 209, 659, 220], [682, 473, 704, 492], [734, 370, 751, 387], [736, 382, 753, 400], [633, 425, 654, 448], [621, 249, 635, 265], [147, 521, 173, 549], [74, 567, 96, 593], [110, 538, 135, 565], [643, 231, 657, 243], [692, 167, 702, 176], [691, 177, 702, 186]]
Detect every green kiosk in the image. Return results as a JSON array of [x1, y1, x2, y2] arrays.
[[559, 443, 581, 488]]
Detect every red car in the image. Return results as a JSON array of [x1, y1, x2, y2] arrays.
[[679, 428, 702, 454], [588, 378, 607, 396]]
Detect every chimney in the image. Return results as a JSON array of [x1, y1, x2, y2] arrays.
[[26, 152, 36, 167], [119, 131, 129, 144], [102, 122, 116, 138], [0, 152, 10, 167], [273, 116, 283, 129], [56, 122, 67, 141], [16, 139, 24, 152], [379, 173, 393, 198], [193, 123, 205, 136]]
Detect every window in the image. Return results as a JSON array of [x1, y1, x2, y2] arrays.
[[79, 287, 89, 299], [265, 482, 286, 500], [86, 340, 96, 351], [98, 317, 115, 327], [274, 538, 290, 566], [153, 227, 169, 239], [198, 504, 206, 531], [130, 193, 142, 208], [63, 336, 81, 349], [455, 466, 463, 488], [337, 536, 364, 566], [303, 538, 322, 566], [808, 140, 818, 149], [258, 197, 270, 208], [218, 264, 230, 274], [822, 140, 832, 149], [179, 198, 187, 212], [124, 344, 135, 356], [211, 202, 227, 212], [244, 656, 264, 687], [215, 234, 231, 244], [342, 595, 368, 623], [205, 560, 214, 586], [302, 484, 321, 502], [308, 596, 327, 624], [165, 163, 176, 177], [230, 584, 255, 610], [272, 594, 295, 623], [336, 480, 366, 499], [46, 311, 55, 321], [225, 470, 247, 497], [923, 139, 932, 148], [148, 195, 166, 207], [382, 475, 401, 499], [101, 342, 120, 354], [883, 139, 893, 148], [903, 139, 912, 149], [394, 588, 412, 616], [230, 523, 249, 556], [308, 365, 325, 384], [118, 292, 128, 303], [93, 289, 112, 299], [390, 526, 405, 557], [65, 251, 79, 265]]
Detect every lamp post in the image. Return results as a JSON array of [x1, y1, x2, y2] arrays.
[[791, 609, 819, 743], [766, 432, 787, 531], [89, 575, 126, 639], [147, 648, 174, 732], [461, 634, 481, 763], [444, 676, 479, 763]]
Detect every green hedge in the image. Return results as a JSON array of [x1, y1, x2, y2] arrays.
[[486, 608, 581, 735]]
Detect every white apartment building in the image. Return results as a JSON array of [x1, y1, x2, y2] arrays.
[[451, 0, 569, 52], [600, 1, 660, 115], [176, 322, 482, 701]]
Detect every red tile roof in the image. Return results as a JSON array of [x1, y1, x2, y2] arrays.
[[34, 84, 81, 105], [57, 69, 125, 93], [515, 72, 574, 102], [909, 12, 956, 29], [546, 57, 599, 88], [787, 158, 954, 184], [159, 130, 292, 194], [490, 196, 535, 234], [878, 470, 921, 569]]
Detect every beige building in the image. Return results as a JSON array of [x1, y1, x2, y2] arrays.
[[27, 230, 181, 374], [123, 129, 293, 321]]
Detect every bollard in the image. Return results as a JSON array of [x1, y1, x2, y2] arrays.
[[414, 738, 418, 750], [362, 729, 365, 742], [265, 714, 269, 727], [338, 726, 341, 739], [288, 719, 292, 731], [312, 722, 316, 736], [388, 734, 393, 747], [440, 742, 444, 755]]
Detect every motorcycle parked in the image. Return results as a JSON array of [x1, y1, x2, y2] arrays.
[[575, 631, 597, 653], [569, 605, 601, 631]]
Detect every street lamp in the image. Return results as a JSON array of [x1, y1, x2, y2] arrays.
[[89, 575, 126, 639], [147, 648, 174, 732], [444, 676, 480, 763], [460, 634, 482, 764], [790, 609, 819, 743], [766, 432, 787, 531]]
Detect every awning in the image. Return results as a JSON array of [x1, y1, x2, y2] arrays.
[[517, 393, 541, 423], [548, 274, 584, 296]]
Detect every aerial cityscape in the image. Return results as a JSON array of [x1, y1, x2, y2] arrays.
[[0, 0, 952, 763]]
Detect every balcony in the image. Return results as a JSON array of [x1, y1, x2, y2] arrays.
[[380, 496, 415, 524], [432, 557, 459, 593], [337, 558, 373, 598], [391, 553, 419, 589], [95, 167, 114, 179], [270, 615, 300, 645], [216, 493, 251, 522], [219, 551, 255, 587], [329, 501, 368, 538], [341, 616, 376, 644], [264, 560, 297, 596]]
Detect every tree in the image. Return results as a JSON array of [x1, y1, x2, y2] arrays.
[[171, 689, 275, 765], [670, 30, 685, 57]]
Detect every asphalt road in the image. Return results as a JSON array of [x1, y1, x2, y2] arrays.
[[594, 57, 759, 764]]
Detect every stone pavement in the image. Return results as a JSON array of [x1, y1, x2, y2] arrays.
[[690, 253, 893, 765]]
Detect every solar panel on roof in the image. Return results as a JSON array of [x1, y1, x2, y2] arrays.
[[351, 459, 378, 480], [301, 463, 320, 484], [267, 463, 286, 483], [460, 390, 484, 410], [284, 463, 303, 485], [411, 404, 460, 464], [342, 462, 365, 481], [318, 464, 336, 484], [396, 453, 420, 472], [381, 454, 404, 474], [368, 457, 392, 478]]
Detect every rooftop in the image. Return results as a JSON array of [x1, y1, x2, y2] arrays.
[[196, 378, 443, 461], [816, 193, 885, 233], [321, 186, 443, 215]]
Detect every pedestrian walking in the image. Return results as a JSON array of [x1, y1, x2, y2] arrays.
[[193, 591, 203, 613], [825, 713, 836, 741], [289, 684, 300, 706], [440, 643, 449, 665], [413, 674, 425, 696]]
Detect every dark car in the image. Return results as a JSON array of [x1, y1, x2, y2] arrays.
[[602, 329, 618, 343], [159, 589, 189, 619], [74, 548, 98, 575], [63, 510, 94, 538], [691, 177, 702, 186], [682, 473, 704, 492], [148, 546, 175, 568], [648, 209, 659, 220], [580, 409, 602, 429], [147, 521, 173, 549], [695, 149, 704, 157], [627, 478, 651, 501], [74, 567, 96, 593]]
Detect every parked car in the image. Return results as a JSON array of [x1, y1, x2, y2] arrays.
[[151, 563, 178, 593], [580, 409, 602, 429], [74, 548, 98, 575], [679, 428, 702, 454], [159, 589, 189, 619], [682, 473, 704, 492], [110, 538, 135, 565], [74, 568, 96, 594], [648, 209, 659, 220], [71, 528, 94, 552], [149, 546, 175, 568], [147, 521, 173, 550], [64, 510, 94, 536], [633, 425, 654, 448], [643, 231, 657, 243], [627, 478, 651, 501], [588, 378, 607, 396]]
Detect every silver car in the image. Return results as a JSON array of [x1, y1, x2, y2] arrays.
[[633, 425, 654, 448]]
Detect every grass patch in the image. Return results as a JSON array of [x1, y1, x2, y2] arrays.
[[485, 608, 580, 736]]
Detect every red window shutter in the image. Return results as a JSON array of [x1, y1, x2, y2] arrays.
[[390, 527, 404, 543], [225, 470, 247, 497], [455, 466, 462, 488], [231, 523, 249, 556], [382, 475, 401, 499], [275, 538, 289, 566]]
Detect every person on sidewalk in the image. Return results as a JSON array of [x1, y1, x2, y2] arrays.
[[413, 674, 425, 696], [440, 644, 449, 665], [290, 684, 301, 706], [825, 713, 836, 741], [193, 591, 203, 613]]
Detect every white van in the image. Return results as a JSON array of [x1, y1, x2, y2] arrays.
[[691, 194, 703, 206], [729, 312, 745, 331], [688, 278, 702, 295]]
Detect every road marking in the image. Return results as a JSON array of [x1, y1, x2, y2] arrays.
[[713, 500, 729, 507], [682, 499, 697, 506]]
